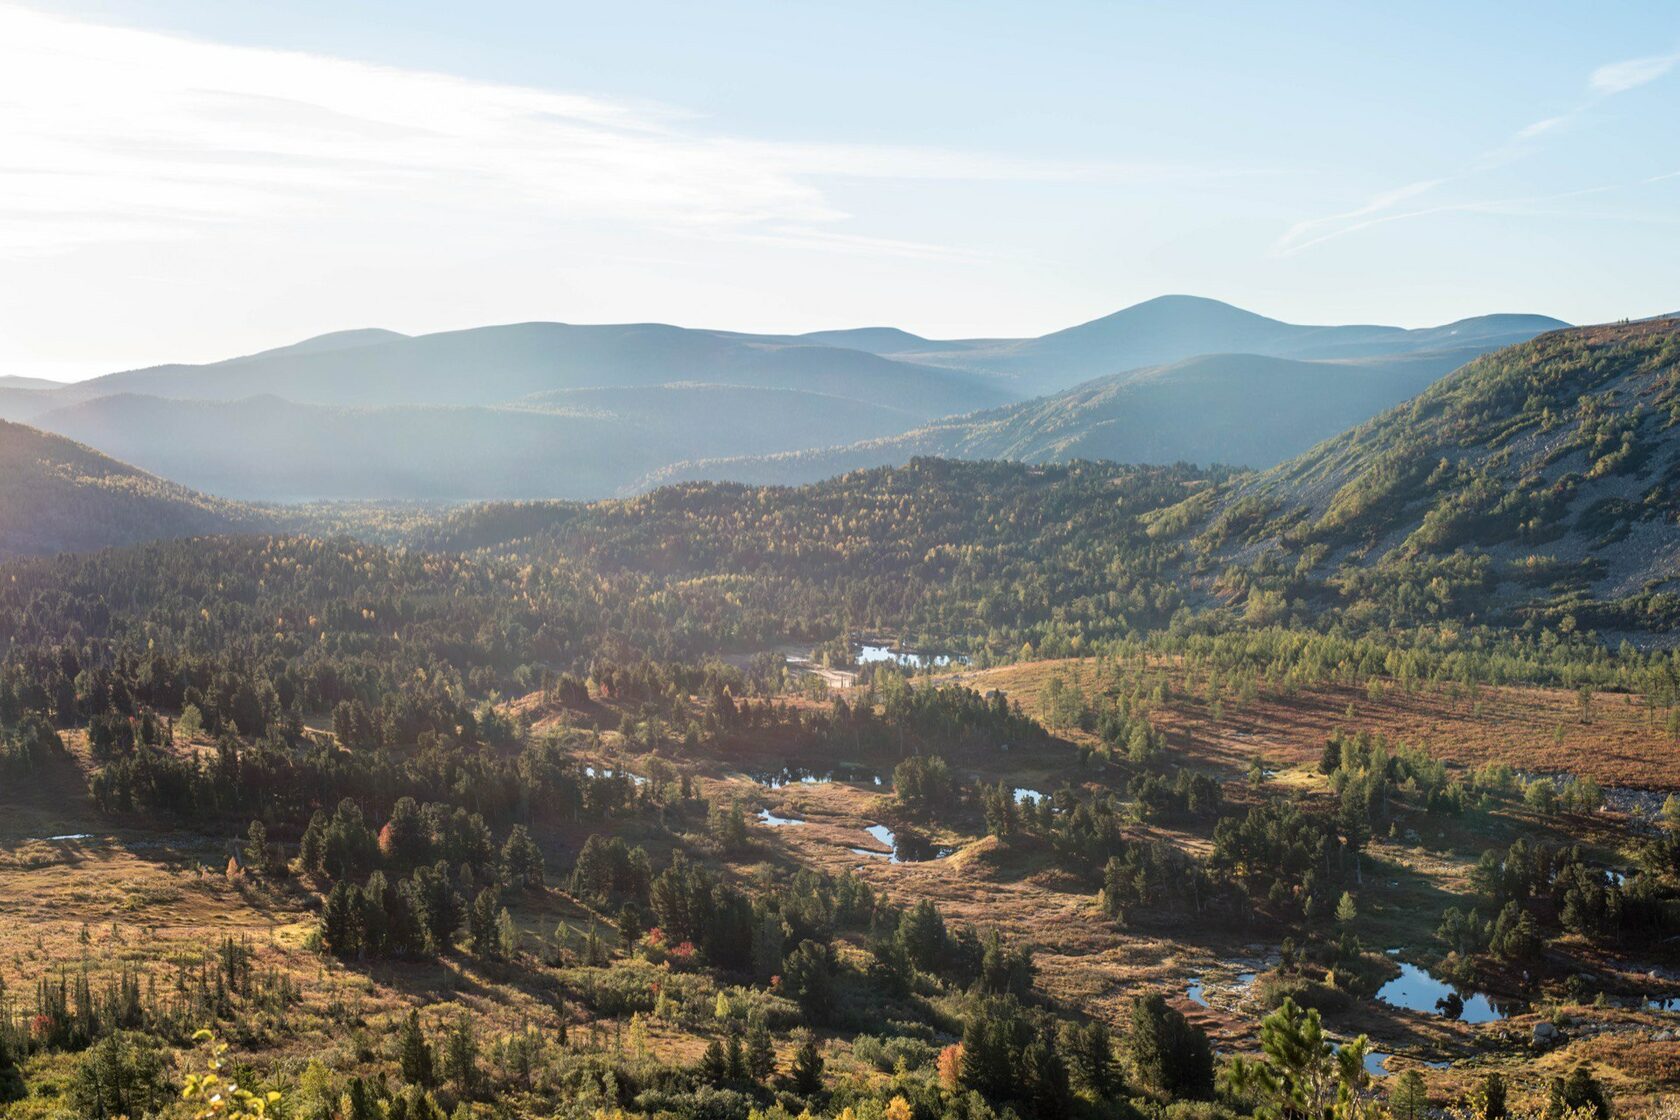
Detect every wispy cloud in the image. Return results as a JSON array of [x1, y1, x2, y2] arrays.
[[1274, 44, 1679, 256], [1589, 51, 1680, 95], [0, 5, 1205, 261]]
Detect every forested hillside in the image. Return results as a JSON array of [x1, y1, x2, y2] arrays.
[[0, 421, 260, 558], [1165, 318, 1680, 639]]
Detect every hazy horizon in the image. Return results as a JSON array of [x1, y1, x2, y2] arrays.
[[5, 294, 1586, 386], [3, 1, 1677, 381]]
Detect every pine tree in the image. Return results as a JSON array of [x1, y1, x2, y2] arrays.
[[398, 1011, 434, 1088], [1335, 891, 1358, 925], [320, 881, 360, 958], [468, 889, 499, 958], [1021, 1035, 1072, 1120], [244, 820, 269, 873], [617, 903, 644, 949], [896, 899, 947, 971], [698, 1038, 728, 1085], [583, 922, 607, 966], [745, 1020, 775, 1082], [959, 1005, 1011, 1101], [1390, 1070, 1428, 1120], [299, 810, 327, 876], [495, 908, 520, 960], [441, 1014, 478, 1099], [790, 1036, 824, 1096], [1320, 738, 1343, 775], [1546, 1065, 1611, 1120], [499, 825, 544, 890], [346, 1076, 379, 1120], [1129, 992, 1213, 1098], [1060, 1020, 1117, 1098], [1477, 1072, 1508, 1120]]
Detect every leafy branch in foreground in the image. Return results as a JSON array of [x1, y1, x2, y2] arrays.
[[181, 1029, 282, 1120]]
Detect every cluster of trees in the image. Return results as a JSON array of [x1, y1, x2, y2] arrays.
[[300, 797, 548, 961], [1321, 728, 1467, 826], [1210, 801, 1358, 923], [0, 713, 63, 778], [1441, 838, 1679, 962]]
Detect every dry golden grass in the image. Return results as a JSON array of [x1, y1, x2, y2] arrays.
[[948, 658, 1680, 790], [3, 670, 1677, 1114]]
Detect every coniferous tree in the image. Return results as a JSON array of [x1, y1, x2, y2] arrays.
[[398, 1011, 435, 1088], [1128, 992, 1213, 1099], [441, 1014, 479, 1099], [698, 1038, 728, 1085], [499, 825, 544, 890], [745, 1019, 776, 1082], [790, 1036, 824, 1096], [469, 888, 500, 958]]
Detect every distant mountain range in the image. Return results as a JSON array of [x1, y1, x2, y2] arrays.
[[0, 296, 1568, 501], [803, 295, 1567, 395], [641, 348, 1484, 490]]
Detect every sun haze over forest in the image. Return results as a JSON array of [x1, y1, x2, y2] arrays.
[[1, 4, 1679, 1120]]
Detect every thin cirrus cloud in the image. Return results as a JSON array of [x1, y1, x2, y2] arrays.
[[1272, 45, 1679, 257], [1589, 51, 1680, 95], [0, 4, 1200, 262]]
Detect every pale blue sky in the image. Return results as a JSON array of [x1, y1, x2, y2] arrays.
[[3, 1, 1677, 378]]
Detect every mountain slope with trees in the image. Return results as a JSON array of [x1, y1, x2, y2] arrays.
[[641, 349, 1478, 489], [1165, 317, 1680, 637], [0, 420, 261, 557]]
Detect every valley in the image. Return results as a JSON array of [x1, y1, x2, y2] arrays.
[[3, 318, 1679, 1120]]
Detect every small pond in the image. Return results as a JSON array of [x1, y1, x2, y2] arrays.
[[857, 644, 969, 669], [1013, 787, 1046, 805], [583, 766, 647, 786], [1184, 970, 1257, 1010], [757, 808, 806, 827], [757, 765, 884, 789], [1376, 961, 1516, 1023], [848, 823, 954, 863], [1355, 1049, 1451, 1079]]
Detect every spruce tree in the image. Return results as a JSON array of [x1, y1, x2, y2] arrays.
[[398, 1010, 434, 1087], [790, 1036, 824, 1095], [468, 889, 499, 958], [441, 1014, 478, 1099], [698, 1038, 728, 1085], [745, 1020, 776, 1082]]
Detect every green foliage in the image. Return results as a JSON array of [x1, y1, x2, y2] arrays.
[[1128, 992, 1213, 1099]]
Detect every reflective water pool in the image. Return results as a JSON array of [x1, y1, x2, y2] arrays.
[[1376, 961, 1515, 1023], [848, 823, 954, 863], [757, 808, 806, 827], [756, 765, 884, 789]]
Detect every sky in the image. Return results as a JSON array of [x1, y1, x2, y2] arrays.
[[2, 1, 1678, 380]]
